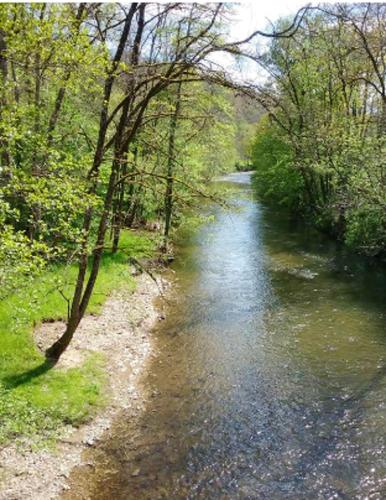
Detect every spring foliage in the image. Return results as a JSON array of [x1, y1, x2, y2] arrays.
[[250, 4, 386, 255]]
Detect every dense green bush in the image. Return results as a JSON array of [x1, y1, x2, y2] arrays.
[[345, 206, 386, 256], [250, 117, 304, 210]]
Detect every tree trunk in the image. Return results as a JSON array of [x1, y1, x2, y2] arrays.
[[111, 152, 128, 253], [0, 27, 10, 168], [45, 316, 79, 362], [163, 82, 182, 249], [47, 3, 86, 145], [45, 5, 138, 362], [111, 5, 145, 252]]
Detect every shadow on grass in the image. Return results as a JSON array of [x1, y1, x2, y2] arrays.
[[2, 359, 55, 389]]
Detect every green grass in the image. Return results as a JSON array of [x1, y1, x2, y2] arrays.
[[0, 230, 156, 446]]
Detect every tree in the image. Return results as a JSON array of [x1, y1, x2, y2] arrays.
[[250, 4, 386, 253], [44, 3, 240, 361], [0, 2, 310, 363]]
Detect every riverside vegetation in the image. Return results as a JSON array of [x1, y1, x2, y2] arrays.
[[250, 4, 386, 256]]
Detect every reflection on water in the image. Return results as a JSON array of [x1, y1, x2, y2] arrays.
[[69, 172, 386, 499]]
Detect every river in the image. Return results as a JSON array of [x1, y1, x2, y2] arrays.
[[68, 172, 386, 499]]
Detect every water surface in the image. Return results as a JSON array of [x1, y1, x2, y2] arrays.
[[70, 172, 386, 498]]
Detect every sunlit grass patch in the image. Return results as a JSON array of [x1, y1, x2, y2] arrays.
[[0, 230, 156, 446]]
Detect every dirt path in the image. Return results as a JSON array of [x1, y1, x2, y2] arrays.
[[0, 272, 168, 500]]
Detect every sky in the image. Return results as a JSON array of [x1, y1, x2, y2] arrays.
[[230, 0, 308, 40], [215, 1, 309, 83]]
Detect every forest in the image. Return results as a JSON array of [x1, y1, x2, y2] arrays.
[[1, 3, 386, 498]]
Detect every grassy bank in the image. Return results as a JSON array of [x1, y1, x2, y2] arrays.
[[0, 230, 156, 446]]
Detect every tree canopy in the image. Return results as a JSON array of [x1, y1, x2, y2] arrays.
[[250, 4, 386, 255]]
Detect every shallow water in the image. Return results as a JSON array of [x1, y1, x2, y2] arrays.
[[72, 172, 386, 498]]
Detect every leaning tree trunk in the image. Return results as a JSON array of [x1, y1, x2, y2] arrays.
[[46, 152, 121, 362], [45, 5, 139, 362]]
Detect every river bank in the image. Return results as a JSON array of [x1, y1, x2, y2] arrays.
[[0, 271, 168, 500]]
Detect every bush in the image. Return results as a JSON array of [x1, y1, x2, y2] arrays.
[[345, 205, 386, 256], [250, 117, 304, 209]]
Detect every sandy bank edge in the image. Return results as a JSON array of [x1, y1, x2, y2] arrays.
[[0, 272, 168, 500]]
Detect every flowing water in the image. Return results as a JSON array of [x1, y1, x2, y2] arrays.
[[70, 172, 386, 499]]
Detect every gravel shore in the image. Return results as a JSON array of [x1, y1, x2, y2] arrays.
[[0, 272, 168, 500]]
